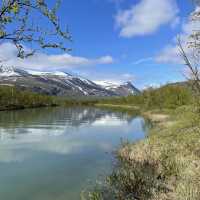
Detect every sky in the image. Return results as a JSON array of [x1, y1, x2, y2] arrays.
[[0, 0, 197, 89]]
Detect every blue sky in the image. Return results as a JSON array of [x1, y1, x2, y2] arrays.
[[0, 0, 196, 89]]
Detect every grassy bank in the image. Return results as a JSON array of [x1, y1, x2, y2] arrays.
[[83, 106, 200, 200], [117, 106, 200, 200], [82, 84, 200, 200], [95, 104, 140, 116]]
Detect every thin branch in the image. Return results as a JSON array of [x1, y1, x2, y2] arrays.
[[0, 0, 72, 58]]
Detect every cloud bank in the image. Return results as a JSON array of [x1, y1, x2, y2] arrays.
[[0, 43, 114, 71], [115, 0, 179, 38]]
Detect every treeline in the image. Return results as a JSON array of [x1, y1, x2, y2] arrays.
[[0, 86, 103, 111], [0, 83, 194, 111], [0, 86, 59, 111], [97, 84, 193, 110]]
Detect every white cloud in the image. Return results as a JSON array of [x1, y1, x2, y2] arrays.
[[156, 7, 200, 64], [97, 55, 114, 64], [0, 43, 114, 70], [115, 0, 179, 38], [156, 44, 182, 64], [122, 73, 135, 80], [132, 57, 153, 65]]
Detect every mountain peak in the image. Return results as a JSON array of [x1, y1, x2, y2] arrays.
[[124, 81, 133, 85], [94, 80, 140, 96]]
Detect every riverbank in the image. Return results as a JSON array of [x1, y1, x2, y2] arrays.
[[84, 105, 200, 200], [95, 103, 140, 116], [120, 106, 200, 199], [0, 86, 95, 111]]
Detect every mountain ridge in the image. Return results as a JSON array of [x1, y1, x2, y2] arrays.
[[0, 66, 140, 97]]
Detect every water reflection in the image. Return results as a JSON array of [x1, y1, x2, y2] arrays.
[[0, 107, 148, 200], [0, 107, 134, 127]]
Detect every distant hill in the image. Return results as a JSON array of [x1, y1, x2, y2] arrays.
[[0, 66, 140, 97]]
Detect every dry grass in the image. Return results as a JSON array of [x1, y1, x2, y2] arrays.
[[83, 106, 200, 200], [119, 106, 200, 200], [142, 112, 169, 123]]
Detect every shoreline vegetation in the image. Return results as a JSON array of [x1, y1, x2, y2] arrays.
[[0, 86, 60, 111], [0, 83, 192, 111], [0, 86, 99, 111], [82, 84, 200, 200]]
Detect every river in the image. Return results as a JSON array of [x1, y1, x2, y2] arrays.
[[0, 106, 149, 200]]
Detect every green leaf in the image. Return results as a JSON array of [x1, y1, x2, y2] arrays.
[[12, 2, 19, 14]]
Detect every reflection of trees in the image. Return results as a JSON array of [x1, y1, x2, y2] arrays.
[[0, 107, 138, 131]]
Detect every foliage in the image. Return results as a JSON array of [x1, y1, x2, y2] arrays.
[[0, 86, 104, 111], [97, 84, 193, 110], [178, 0, 200, 109], [0, 86, 58, 110], [0, 0, 71, 58]]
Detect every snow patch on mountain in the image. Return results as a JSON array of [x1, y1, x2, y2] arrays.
[[0, 66, 19, 77], [94, 80, 121, 89], [27, 70, 69, 76]]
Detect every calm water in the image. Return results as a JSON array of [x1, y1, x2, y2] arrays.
[[0, 107, 148, 200]]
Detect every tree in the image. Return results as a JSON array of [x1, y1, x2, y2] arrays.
[[178, 1, 200, 108], [0, 0, 71, 59]]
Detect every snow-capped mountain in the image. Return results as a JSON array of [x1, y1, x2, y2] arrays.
[[0, 66, 140, 97], [95, 80, 140, 96]]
